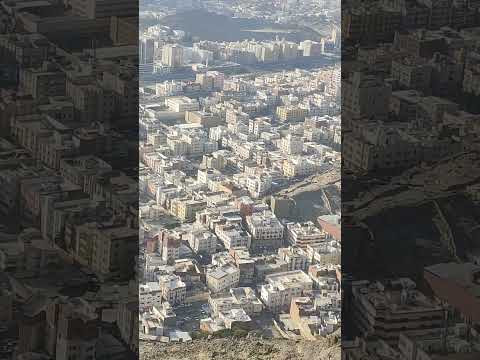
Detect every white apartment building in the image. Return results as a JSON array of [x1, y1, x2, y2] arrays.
[[166, 96, 199, 113], [196, 71, 224, 90], [55, 311, 98, 360], [157, 274, 187, 306], [161, 44, 184, 67], [278, 247, 310, 271], [209, 287, 263, 317], [249, 117, 271, 137], [206, 264, 240, 293], [226, 109, 249, 125], [183, 133, 208, 155], [144, 254, 168, 281], [156, 80, 183, 96], [342, 120, 443, 172], [286, 222, 328, 249], [19, 63, 66, 100], [304, 127, 323, 142], [283, 157, 317, 177], [215, 223, 251, 249], [308, 264, 340, 291], [342, 71, 391, 120], [300, 40, 323, 57], [306, 242, 341, 265], [281, 134, 304, 155], [186, 226, 217, 255], [351, 279, 444, 344], [209, 126, 228, 142], [245, 174, 272, 198], [167, 131, 217, 157], [229, 287, 263, 316], [197, 168, 221, 184], [260, 270, 313, 313], [75, 224, 137, 278], [139, 282, 163, 309], [246, 210, 284, 251], [146, 130, 167, 146]]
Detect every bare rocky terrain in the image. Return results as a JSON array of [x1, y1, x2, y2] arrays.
[[140, 336, 341, 360]]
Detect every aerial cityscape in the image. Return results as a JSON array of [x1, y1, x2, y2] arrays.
[[138, 0, 341, 358]]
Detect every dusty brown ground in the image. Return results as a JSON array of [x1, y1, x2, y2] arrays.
[[140, 336, 340, 360]]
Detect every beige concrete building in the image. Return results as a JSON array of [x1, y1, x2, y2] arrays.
[[260, 270, 313, 313], [161, 44, 184, 67], [185, 110, 222, 128], [342, 71, 391, 122], [286, 222, 328, 249], [351, 279, 444, 344], [246, 210, 284, 251], [276, 105, 308, 123], [206, 264, 240, 293]]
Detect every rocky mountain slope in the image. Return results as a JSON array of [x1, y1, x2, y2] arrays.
[[140, 336, 340, 360]]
